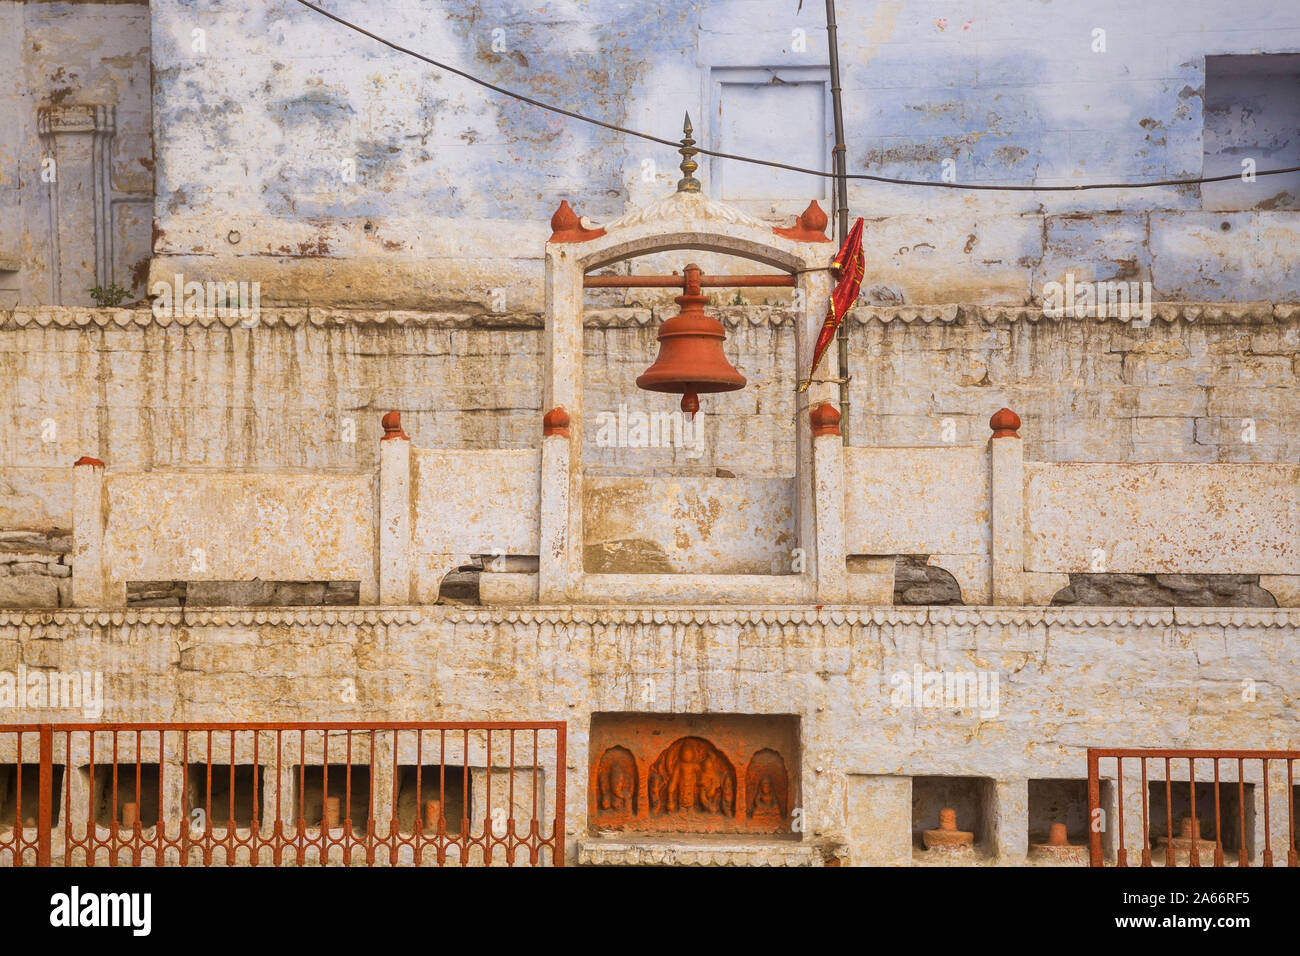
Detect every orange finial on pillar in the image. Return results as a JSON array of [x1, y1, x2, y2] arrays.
[[990, 408, 1021, 438], [810, 402, 842, 437], [548, 201, 605, 243], [774, 201, 832, 242], [543, 406, 571, 438], [381, 411, 409, 441]]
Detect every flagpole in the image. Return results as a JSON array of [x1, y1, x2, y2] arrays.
[[825, 0, 851, 444]]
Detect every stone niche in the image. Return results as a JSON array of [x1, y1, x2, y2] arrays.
[[1028, 777, 1110, 864], [588, 713, 800, 838], [911, 775, 994, 856], [185, 764, 265, 830], [85, 763, 160, 828], [0, 764, 65, 828], [292, 764, 371, 830], [1147, 780, 1254, 860], [394, 764, 468, 834]]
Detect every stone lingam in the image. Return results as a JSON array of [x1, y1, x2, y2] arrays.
[[1029, 821, 1088, 864], [324, 796, 342, 829], [416, 799, 442, 834], [922, 807, 973, 852], [1156, 815, 1219, 862]]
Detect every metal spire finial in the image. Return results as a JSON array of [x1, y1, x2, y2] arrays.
[[677, 111, 700, 193]]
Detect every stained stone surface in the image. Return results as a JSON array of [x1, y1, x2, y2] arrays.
[[1051, 573, 1278, 608], [2, 605, 1299, 865]]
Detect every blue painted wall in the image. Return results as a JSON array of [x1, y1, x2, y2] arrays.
[[149, 0, 1300, 302]]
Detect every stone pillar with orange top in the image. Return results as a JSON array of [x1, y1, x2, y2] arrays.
[[540, 202, 590, 603], [378, 411, 413, 604], [538, 405, 574, 602], [810, 402, 847, 603], [71, 455, 112, 606], [794, 266, 835, 597], [989, 408, 1025, 605]]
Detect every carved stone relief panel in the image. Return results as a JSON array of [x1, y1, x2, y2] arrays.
[[588, 713, 799, 837]]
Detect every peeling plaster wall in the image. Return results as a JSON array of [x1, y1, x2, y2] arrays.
[[0, 0, 153, 307], [1201, 53, 1300, 212], [142, 0, 1300, 308], [4, 3, 1300, 306]]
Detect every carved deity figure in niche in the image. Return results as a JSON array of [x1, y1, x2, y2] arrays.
[[648, 767, 665, 815], [746, 749, 789, 828], [595, 746, 638, 821], [648, 736, 736, 817]]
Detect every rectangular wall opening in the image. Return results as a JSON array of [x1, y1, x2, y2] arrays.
[[395, 765, 468, 834], [292, 765, 371, 829], [1202, 53, 1300, 211], [911, 775, 995, 857], [85, 764, 160, 829], [126, 581, 361, 607], [1147, 780, 1254, 860], [1029, 777, 1110, 862], [0, 764, 65, 828], [587, 712, 801, 838], [710, 67, 829, 201], [185, 763, 264, 830]]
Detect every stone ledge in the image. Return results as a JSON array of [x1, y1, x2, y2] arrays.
[[576, 839, 821, 867], [1, 604, 1297, 629], [0, 607, 423, 628], [2, 301, 1296, 330], [445, 605, 1300, 628]]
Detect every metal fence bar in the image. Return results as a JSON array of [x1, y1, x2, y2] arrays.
[[37, 726, 52, 867], [1088, 747, 1300, 868], [1087, 748, 1102, 867], [0, 721, 565, 867], [0, 727, 37, 866], [1115, 756, 1126, 867]]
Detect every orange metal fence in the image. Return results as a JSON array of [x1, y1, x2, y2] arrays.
[[1088, 748, 1299, 867], [0, 722, 565, 867]]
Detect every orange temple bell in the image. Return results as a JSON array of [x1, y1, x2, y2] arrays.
[[635, 263, 746, 415]]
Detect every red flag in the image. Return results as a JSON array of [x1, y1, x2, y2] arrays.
[[799, 217, 865, 392]]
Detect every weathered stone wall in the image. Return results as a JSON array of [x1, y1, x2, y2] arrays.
[[3, 605, 1298, 865], [4, 302, 1297, 608], [3, 304, 1297, 531], [0, 530, 72, 609]]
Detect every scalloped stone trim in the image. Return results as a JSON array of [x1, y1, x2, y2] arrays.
[[1, 605, 1295, 629], [4, 302, 1294, 331], [0, 607, 423, 628], [575, 840, 822, 867]]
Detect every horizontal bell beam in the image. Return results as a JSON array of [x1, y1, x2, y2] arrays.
[[583, 274, 796, 289]]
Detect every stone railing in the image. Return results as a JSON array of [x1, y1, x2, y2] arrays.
[[839, 409, 1300, 606], [65, 404, 1300, 608], [71, 457, 378, 606]]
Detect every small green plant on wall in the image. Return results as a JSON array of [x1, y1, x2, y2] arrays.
[[88, 283, 130, 307]]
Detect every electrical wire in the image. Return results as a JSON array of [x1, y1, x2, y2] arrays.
[[292, 0, 1300, 192]]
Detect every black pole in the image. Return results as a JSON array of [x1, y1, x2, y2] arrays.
[[824, 0, 851, 444]]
